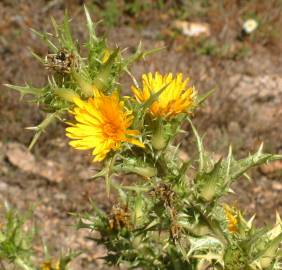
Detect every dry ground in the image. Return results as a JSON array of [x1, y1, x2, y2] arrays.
[[0, 1, 282, 269]]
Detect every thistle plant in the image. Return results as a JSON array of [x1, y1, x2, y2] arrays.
[[4, 7, 282, 270], [0, 204, 74, 270]]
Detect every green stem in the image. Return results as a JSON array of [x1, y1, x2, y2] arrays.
[[105, 154, 118, 197]]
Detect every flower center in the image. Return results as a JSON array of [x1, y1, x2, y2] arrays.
[[103, 123, 122, 139]]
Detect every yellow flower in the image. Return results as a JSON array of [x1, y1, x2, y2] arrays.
[[41, 262, 52, 270], [132, 72, 197, 118], [41, 261, 60, 270], [66, 91, 144, 161], [102, 49, 111, 63], [224, 205, 238, 233]]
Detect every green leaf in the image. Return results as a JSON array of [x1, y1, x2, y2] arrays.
[[91, 154, 118, 197], [188, 118, 204, 172], [195, 143, 282, 202], [187, 236, 223, 257], [196, 88, 215, 105], [84, 5, 98, 43], [59, 251, 81, 270], [122, 42, 165, 68], [61, 11, 77, 52], [50, 12, 77, 52], [257, 233, 282, 269], [92, 48, 120, 91], [4, 83, 43, 97], [26, 112, 61, 150], [230, 144, 282, 181], [197, 159, 223, 201], [30, 28, 57, 52], [30, 50, 46, 64]]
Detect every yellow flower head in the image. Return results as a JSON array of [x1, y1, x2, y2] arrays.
[[66, 91, 144, 162], [41, 261, 60, 270], [224, 204, 238, 233], [132, 72, 197, 118]]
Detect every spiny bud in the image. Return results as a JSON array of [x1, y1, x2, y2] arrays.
[[127, 166, 157, 178], [53, 88, 80, 103], [73, 72, 94, 97], [151, 119, 167, 150]]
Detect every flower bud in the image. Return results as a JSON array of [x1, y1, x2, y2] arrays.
[[126, 166, 157, 178], [198, 178, 218, 202], [132, 236, 142, 249], [53, 88, 80, 103], [197, 160, 222, 202], [189, 223, 210, 236], [151, 119, 167, 150], [73, 72, 94, 97]]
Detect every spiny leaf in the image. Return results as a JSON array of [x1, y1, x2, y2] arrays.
[[4, 84, 43, 97], [188, 118, 204, 172], [256, 233, 282, 268], [30, 28, 57, 52], [188, 236, 223, 257], [93, 154, 118, 197], [59, 251, 81, 270], [92, 48, 120, 91], [27, 112, 60, 150], [197, 158, 223, 202], [230, 144, 282, 181], [225, 145, 233, 184], [30, 50, 46, 64], [84, 5, 98, 43], [61, 11, 77, 52], [123, 42, 165, 68], [176, 159, 194, 183], [196, 88, 215, 105]]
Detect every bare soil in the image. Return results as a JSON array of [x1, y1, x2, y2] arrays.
[[0, 1, 281, 269]]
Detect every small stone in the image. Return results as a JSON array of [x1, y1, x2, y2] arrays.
[[173, 20, 211, 37], [6, 142, 37, 173], [34, 160, 66, 183], [0, 182, 8, 191], [5, 142, 66, 183], [260, 160, 282, 176], [272, 182, 282, 191]]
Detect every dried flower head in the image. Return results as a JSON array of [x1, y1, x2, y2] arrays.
[[66, 91, 144, 161], [109, 204, 131, 230], [132, 72, 197, 118], [45, 49, 76, 73]]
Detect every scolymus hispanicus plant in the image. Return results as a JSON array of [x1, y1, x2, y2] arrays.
[[4, 7, 282, 270]]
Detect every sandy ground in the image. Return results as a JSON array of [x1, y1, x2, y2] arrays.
[[0, 1, 281, 269]]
